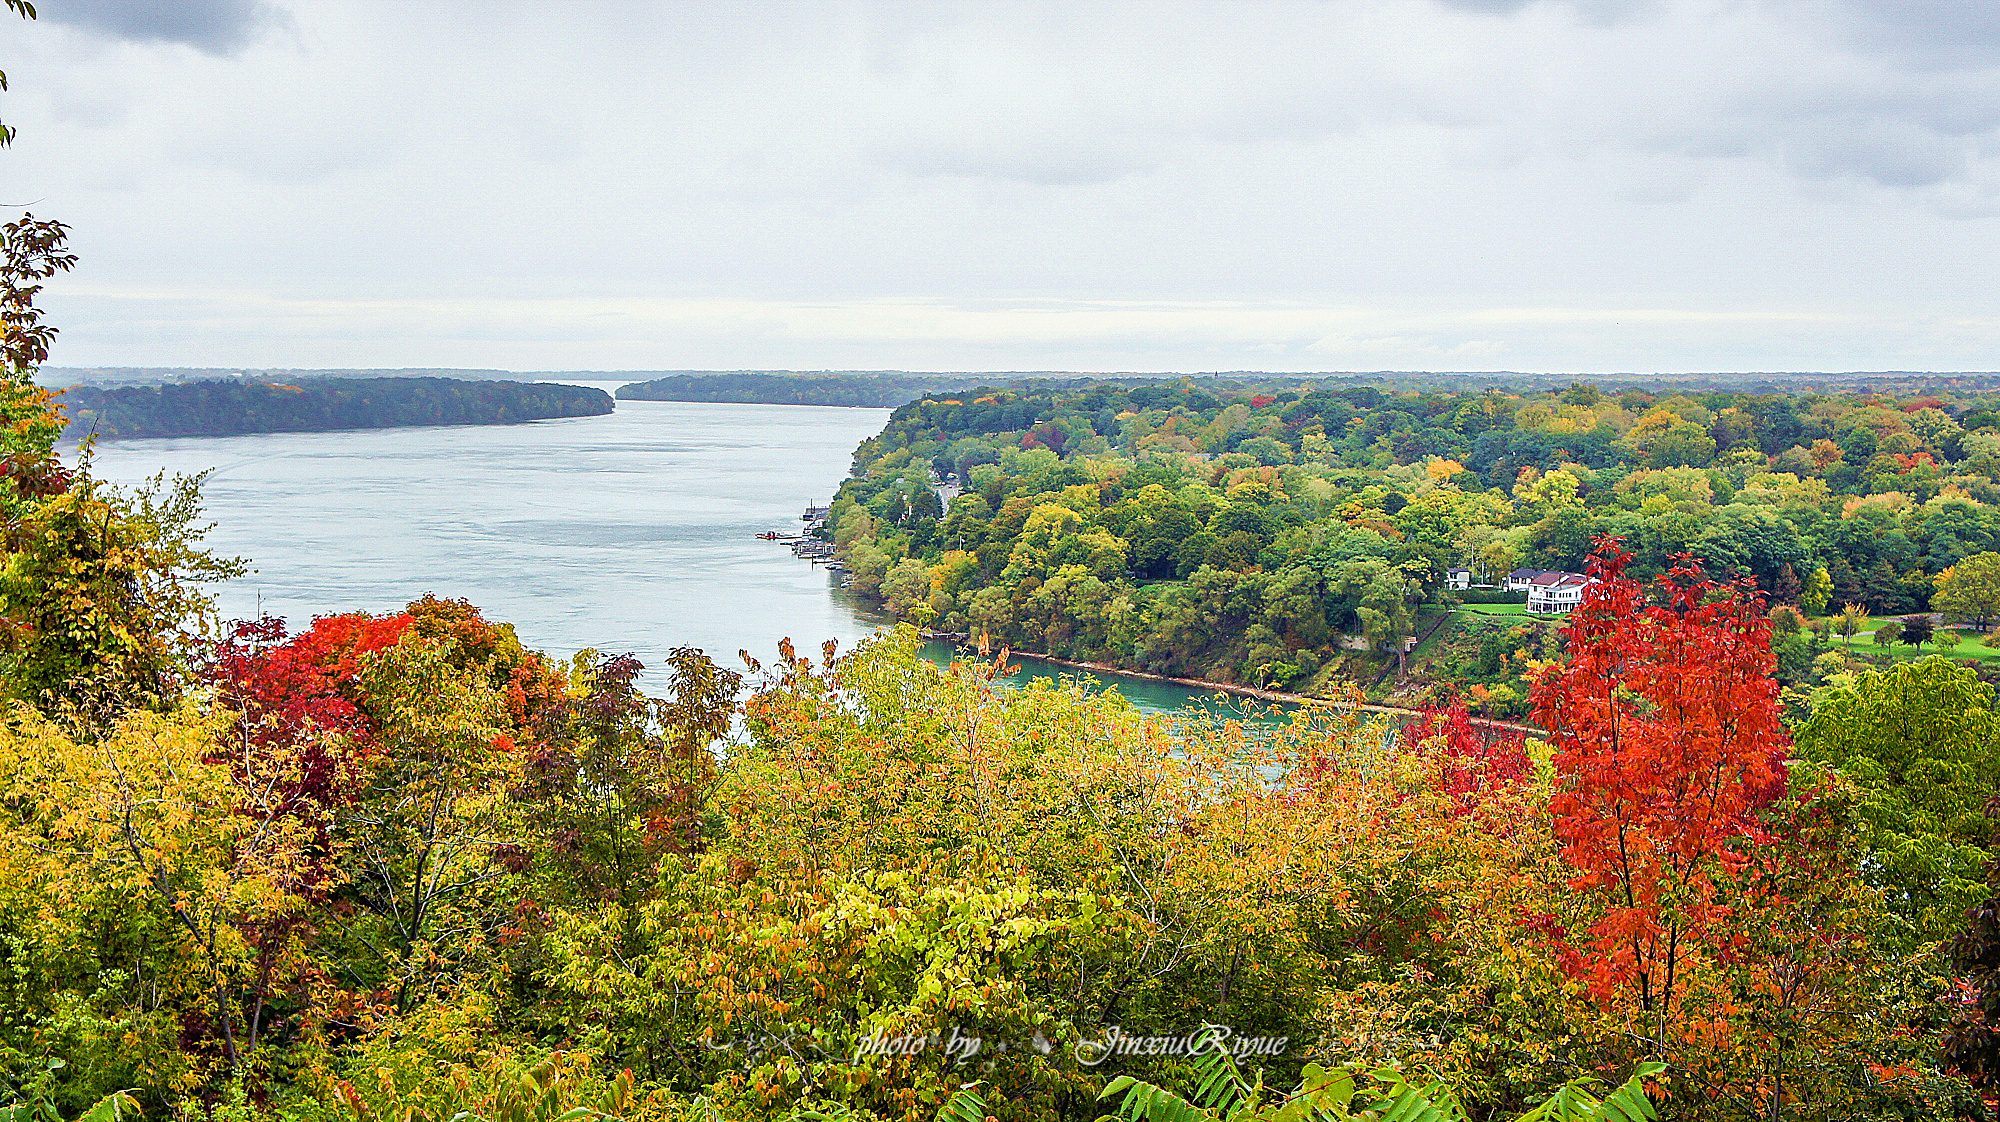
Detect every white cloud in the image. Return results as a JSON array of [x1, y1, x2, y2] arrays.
[[2, 0, 2000, 371]]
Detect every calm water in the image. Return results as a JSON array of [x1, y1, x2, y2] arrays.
[[920, 644, 1279, 720], [84, 385, 892, 673], [80, 384, 1237, 714]]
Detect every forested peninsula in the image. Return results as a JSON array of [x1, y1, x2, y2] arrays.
[[830, 377, 2000, 715], [56, 376, 613, 439]]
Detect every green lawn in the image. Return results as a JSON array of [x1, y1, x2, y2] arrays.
[[1456, 602, 1570, 619], [1843, 631, 2000, 664], [1452, 607, 2000, 662]]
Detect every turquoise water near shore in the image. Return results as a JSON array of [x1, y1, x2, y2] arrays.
[[81, 387, 1242, 716], [916, 641, 1290, 721]]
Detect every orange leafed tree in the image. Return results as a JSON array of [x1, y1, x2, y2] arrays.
[[1531, 539, 1792, 1021]]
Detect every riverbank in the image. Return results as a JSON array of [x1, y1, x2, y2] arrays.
[[920, 631, 1543, 735]]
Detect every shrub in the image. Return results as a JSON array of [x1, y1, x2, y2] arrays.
[[1455, 589, 1527, 605]]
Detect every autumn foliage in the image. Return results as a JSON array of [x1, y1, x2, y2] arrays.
[[0, 456, 1980, 1121], [1400, 697, 1531, 817], [1531, 540, 1793, 1017], [207, 612, 405, 754]]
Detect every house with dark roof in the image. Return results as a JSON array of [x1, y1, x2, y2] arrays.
[[1526, 570, 1595, 614]]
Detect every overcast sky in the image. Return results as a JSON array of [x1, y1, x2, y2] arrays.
[[6, 0, 2000, 374]]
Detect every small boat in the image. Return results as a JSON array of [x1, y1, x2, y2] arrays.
[[757, 530, 797, 540]]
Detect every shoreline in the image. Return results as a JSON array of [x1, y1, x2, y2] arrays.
[[920, 631, 1543, 736]]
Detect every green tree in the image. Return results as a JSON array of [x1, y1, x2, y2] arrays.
[[1935, 552, 2000, 631], [1645, 420, 1718, 468], [1834, 602, 1870, 650], [1795, 657, 2000, 947], [1802, 566, 1833, 616], [1392, 486, 1506, 553], [1331, 559, 1414, 672], [1873, 618, 1903, 651], [0, 211, 242, 723], [521, 647, 738, 912], [879, 557, 933, 619], [0, 473, 244, 719], [2, 1083, 140, 1122], [1527, 506, 1596, 571], [338, 628, 526, 1014]]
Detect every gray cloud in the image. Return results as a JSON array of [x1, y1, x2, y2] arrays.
[[1843, 0, 2000, 50], [1629, 78, 2000, 192], [9, 0, 2000, 372], [43, 0, 278, 53]]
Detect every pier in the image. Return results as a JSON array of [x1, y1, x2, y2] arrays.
[[761, 500, 844, 573]]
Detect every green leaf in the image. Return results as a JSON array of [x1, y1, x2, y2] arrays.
[[1101, 1076, 1140, 1101], [72, 1092, 141, 1122], [936, 1086, 986, 1122], [1595, 1068, 1662, 1122]]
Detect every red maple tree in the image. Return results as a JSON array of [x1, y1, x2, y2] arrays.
[[1530, 539, 1792, 1016], [203, 611, 416, 860], [1403, 698, 1530, 817], [207, 613, 408, 752]]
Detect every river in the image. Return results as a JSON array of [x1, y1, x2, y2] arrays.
[[80, 383, 1245, 715]]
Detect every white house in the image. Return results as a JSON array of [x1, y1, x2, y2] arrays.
[[1526, 571, 1595, 613], [1446, 568, 1473, 591]]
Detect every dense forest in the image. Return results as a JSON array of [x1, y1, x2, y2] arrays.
[[57, 377, 613, 440], [4, 248, 2000, 1122], [824, 377, 2000, 713], [4, 325, 1998, 1121], [619, 372, 1027, 408]]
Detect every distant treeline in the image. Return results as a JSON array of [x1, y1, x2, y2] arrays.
[[58, 377, 613, 439], [616, 373, 989, 408], [614, 371, 1214, 408], [50, 366, 2000, 398], [42, 366, 568, 386]]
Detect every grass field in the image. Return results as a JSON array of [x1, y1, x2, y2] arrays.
[[1841, 632, 2000, 664], [1444, 605, 2000, 667], [1456, 602, 1562, 618], [1449, 608, 2000, 663]]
